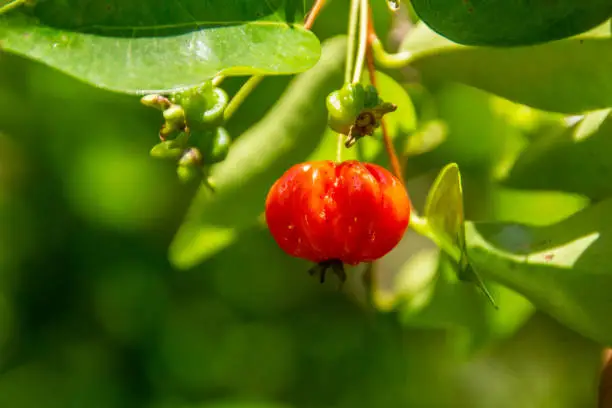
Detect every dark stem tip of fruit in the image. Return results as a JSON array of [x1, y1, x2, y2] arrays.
[[307, 259, 346, 285]]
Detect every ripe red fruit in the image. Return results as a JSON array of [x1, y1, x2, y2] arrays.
[[265, 160, 411, 266]]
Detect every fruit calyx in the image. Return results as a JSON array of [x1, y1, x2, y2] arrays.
[[326, 83, 397, 147], [307, 259, 346, 284]]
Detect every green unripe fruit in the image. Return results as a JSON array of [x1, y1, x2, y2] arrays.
[[150, 140, 184, 160], [150, 132, 189, 159], [140, 94, 171, 111], [208, 127, 231, 164], [176, 148, 203, 184], [161, 104, 186, 137], [326, 83, 366, 135], [189, 127, 232, 165], [163, 104, 185, 121], [201, 88, 229, 127], [170, 82, 229, 129], [178, 147, 202, 167], [170, 83, 212, 113]]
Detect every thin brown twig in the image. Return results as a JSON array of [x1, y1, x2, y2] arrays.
[[304, 0, 327, 30], [365, 4, 405, 186], [599, 348, 612, 408]]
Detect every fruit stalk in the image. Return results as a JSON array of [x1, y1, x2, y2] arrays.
[[364, 2, 461, 264], [365, 4, 404, 186], [352, 0, 369, 84], [345, 0, 361, 83], [222, 75, 264, 122]]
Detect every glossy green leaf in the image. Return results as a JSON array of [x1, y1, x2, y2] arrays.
[[411, 0, 612, 46], [424, 163, 464, 246], [0, 0, 320, 93], [504, 109, 612, 200], [169, 36, 346, 269], [401, 22, 612, 113], [424, 163, 495, 305], [466, 197, 612, 345]]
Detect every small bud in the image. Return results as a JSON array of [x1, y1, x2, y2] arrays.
[[208, 127, 231, 164], [149, 140, 184, 160], [159, 123, 174, 141], [176, 148, 204, 184], [160, 122, 185, 141], [171, 82, 216, 125], [163, 104, 186, 123], [189, 127, 232, 165], [201, 87, 229, 126], [140, 94, 171, 111], [159, 105, 186, 140], [178, 147, 203, 167]]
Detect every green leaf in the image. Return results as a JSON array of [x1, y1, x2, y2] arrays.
[[403, 119, 447, 157], [169, 36, 346, 269], [406, 83, 523, 179], [424, 163, 465, 246], [401, 22, 612, 113], [424, 163, 496, 306], [504, 109, 612, 200], [0, 0, 320, 93], [376, 246, 533, 354], [410, 0, 612, 46], [465, 197, 612, 346]]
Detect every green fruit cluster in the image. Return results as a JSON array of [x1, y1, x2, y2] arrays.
[[141, 81, 232, 184]]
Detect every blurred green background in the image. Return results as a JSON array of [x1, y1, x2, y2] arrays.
[[0, 2, 605, 407]]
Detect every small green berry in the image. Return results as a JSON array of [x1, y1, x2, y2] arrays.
[[178, 147, 203, 167], [163, 104, 186, 123], [140, 94, 171, 111], [150, 140, 184, 160], [201, 88, 229, 126], [189, 127, 232, 165], [326, 83, 366, 135], [208, 127, 231, 164]]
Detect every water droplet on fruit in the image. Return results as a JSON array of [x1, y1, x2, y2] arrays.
[[386, 0, 400, 11]]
